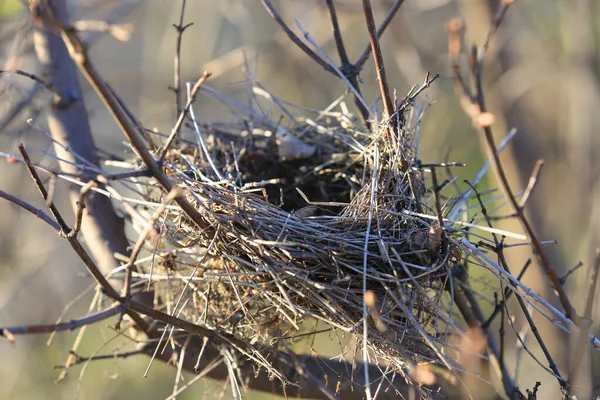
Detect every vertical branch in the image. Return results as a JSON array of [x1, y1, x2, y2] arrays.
[[355, 0, 405, 71], [325, 0, 350, 70], [325, 0, 370, 123], [568, 248, 600, 392], [362, 0, 395, 131], [450, 0, 578, 323], [172, 0, 193, 118]]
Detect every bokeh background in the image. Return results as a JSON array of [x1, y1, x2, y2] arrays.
[[1, 0, 599, 398]]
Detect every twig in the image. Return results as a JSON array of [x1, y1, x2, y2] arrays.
[[429, 167, 445, 229], [0, 68, 59, 96], [72, 20, 133, 42], [122, 188, 181, 299], [325, 0, 350, 75], [158, 70, 212, 163], [53, 349, 144, 369], [361, 145, 379, 400], [172, 0, 193, 117], [453, 0, 578, 323], [567, 247, 600, 391], [482, 0, 514, 53], [482, 259, 531, 329], [15, 141, 149, 334], [519, 160, 544, 208], [260, 0, 335, 74], [0, 188, 60, 231], [466, 179, 564, 389], [18, 144, 70, 233], [295, 21, 371, 115], [1, 304, 126, 339], [355, 0, 405, 71], [560, 261, 584, 285], [324, 0, 370, 123], [362, 0, 396, 133], [454, 284, 517, 397], [68, 180, 96, 239]]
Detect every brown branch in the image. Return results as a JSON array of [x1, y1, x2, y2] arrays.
[[0, 188, 60, 231], [0, 68, 58, 95], [141, 334, 418, 400], [172, 0, 193, 117], [122, 188, 180, 298], [451, 0, 578, 323], [518, 159, 544, 208], [158, 70, 211, 163], [362, 0, 395, 131], [1, 304, 126, 338], [482, 0, 514, 53], [454, 284, 517, 398], [68, 180, 96, 239], [260, 0, 336, 75], [324, 0, 370, 123], [568, 248, 600, 392], [18, 144, 70, 232], [54, 349, 144, 369], [325, 0, 350, 71], [466, 175, 564, 391], [355, 0, 405, 72]]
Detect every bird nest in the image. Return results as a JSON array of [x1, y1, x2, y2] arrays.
[[126, 83, 470, 383]]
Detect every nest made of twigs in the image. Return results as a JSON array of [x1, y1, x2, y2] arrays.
[[123, 83, 468, 383]]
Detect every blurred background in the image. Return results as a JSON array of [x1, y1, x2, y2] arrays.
[[0, 0, 599, 398]]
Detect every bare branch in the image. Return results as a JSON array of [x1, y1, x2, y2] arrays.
[[0, 68, 58, 95], [1, 304, 125, 339], [568, 248, 600, 390], [172, 0, 193, 117], [355, 0, 405, 71], [260, 0, 335, 74], [158, 70, 212, 163], [362, 0, 395, 131]]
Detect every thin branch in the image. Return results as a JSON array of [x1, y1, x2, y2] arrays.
[[454, 284, 517, 397], [18, 144, 70, 232], [325, 0, 350, 74], [158, 70, 211, 163], [482, 0, 514, 53], [466, 178, 564, 390], [122, 188, 181, 298], [68, 180, 96, 239], [482, 259, 531, 329], [362, 0, 395, 132], [355, 0, 405, 71], [560, 261, 584, 285], [72, 20, 133, 42], [452, 0, 578, 323], [324, 0, 370, 123], [17, 137, 149, 333], [0, 68, 59, 95], [260, 0, 335, 74], [1, 304, 126, 339], [172, 0, 193, 117], [0, 188, 60, 231], [518, 160, 544, 209], [568, 247, 600, 390], [54, 349, 144, 369], [295, 21, 371, 115]]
